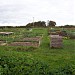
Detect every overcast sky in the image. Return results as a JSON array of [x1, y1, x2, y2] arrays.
[[0, 0, 74, 26]]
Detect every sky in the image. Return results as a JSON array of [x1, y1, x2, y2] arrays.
[[0, 0, 74, 26]]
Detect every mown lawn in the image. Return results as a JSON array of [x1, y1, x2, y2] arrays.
[[0, 28, 75, 75]]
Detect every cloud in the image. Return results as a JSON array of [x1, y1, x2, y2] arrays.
[[0, 0, 74, 26]]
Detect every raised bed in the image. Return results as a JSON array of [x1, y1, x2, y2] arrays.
[[23, 37, 41, 42], [0, 40, 6, 46], [50, 35, 63, 48], [0, 32, 13, 35], [8, 42, 39, 47], [10, 37, 42, 47]]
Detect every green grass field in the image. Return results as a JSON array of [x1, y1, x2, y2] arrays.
[[0, 28, 75, 75]]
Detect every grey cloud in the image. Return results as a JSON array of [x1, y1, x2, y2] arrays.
[[0, 0, 74, 26]]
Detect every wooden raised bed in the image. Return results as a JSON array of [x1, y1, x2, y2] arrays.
[[50, 35, 63, 48], [0, 40, 6, 46], [23, 37, 41, 42], [9, 42, 39, 47], [0, 32, 13, 35], [9, 37, 42, 47]]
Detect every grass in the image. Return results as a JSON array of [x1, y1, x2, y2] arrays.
[[0, 27, 75, 75]]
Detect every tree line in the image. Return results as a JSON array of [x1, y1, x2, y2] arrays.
[[0, 20, 75, 28], [25, 20, 56, 28]]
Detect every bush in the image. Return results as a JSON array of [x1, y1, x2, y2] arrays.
[[0, 56, 52, 75], [0, 55, 75, 75], [68, 33, 75, 39]]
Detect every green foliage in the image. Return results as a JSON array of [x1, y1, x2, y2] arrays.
[[47, 20, 56, 27], [0, 28, 75, 75], [0, 55, 75, 75], [26, 21, 46, 28], [0, 55, 52, 75]]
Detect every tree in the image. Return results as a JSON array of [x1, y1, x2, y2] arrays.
[[26, 21, 46, 28], [48, 20, 56, 27]]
